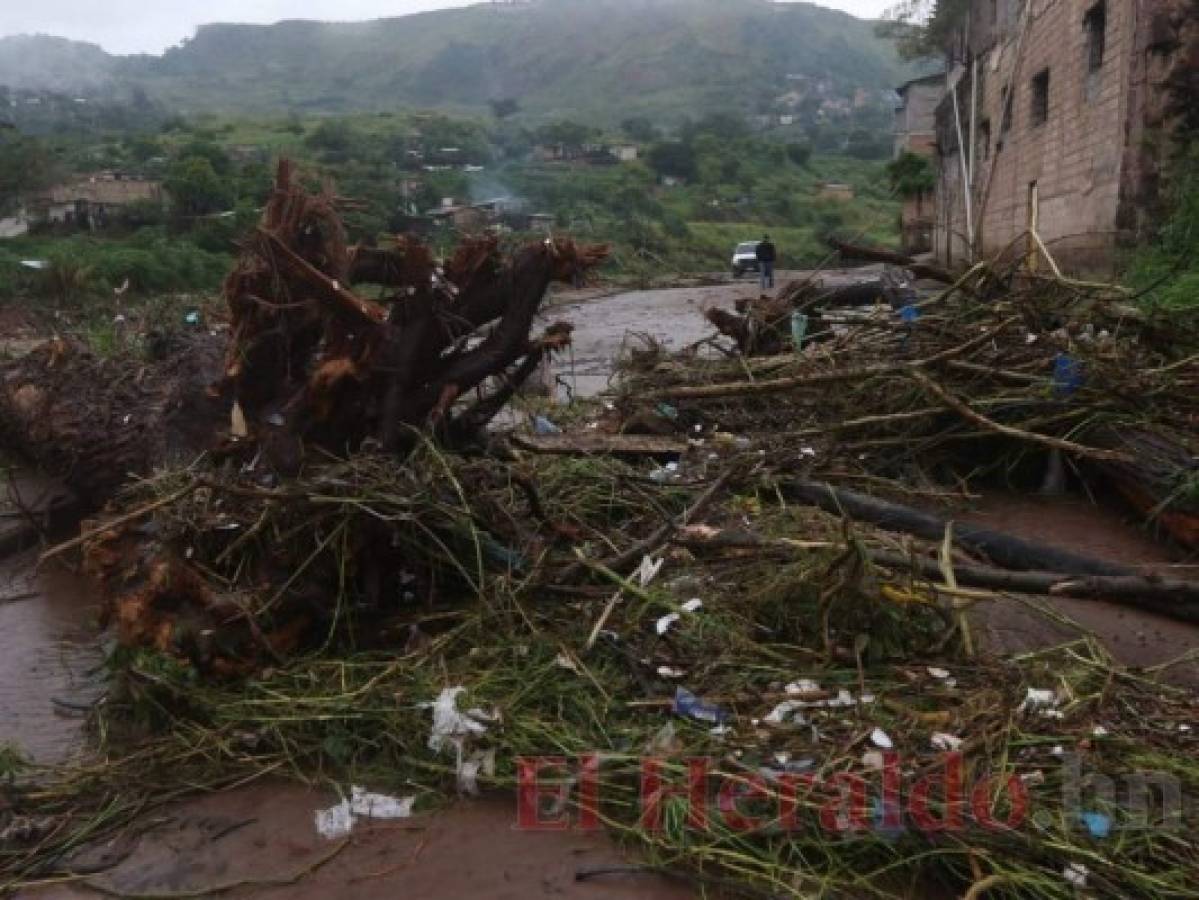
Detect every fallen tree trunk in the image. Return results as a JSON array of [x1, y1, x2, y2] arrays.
[[825, 237, 956, 285], [777, 480, 1135, 578], [674, 529, 1199, 621]]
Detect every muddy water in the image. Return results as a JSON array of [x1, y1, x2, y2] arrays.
[[0, 555, 103, 764], [544, 269, 878, 398], [28, 784, 698, 900], [960, 492, 1199, 686]]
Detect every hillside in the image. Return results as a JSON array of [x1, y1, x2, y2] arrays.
[[0, 0, 923, 124]]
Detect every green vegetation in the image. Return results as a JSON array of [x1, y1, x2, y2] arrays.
[[2, 105, 901, 296], [1124, 147, 1199, 310]]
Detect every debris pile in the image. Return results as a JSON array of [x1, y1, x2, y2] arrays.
[[619, 255, 1199, 552], [2, 177, 1198, 900]]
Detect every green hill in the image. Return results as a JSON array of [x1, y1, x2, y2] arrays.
[[1, 0, 923, 124]]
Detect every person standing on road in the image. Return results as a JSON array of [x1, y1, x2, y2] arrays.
[[756, 234, 777, 292]]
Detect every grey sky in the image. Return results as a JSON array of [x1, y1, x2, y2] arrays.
[[0, 1, 894, 55]]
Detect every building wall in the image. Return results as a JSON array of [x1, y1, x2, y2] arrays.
[[936, 0, 1140, 272], [894, 80, 945, 157]]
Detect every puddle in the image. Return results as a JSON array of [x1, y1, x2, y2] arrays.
[[0, 555, 104, 765]]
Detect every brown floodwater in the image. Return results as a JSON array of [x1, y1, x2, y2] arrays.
[[959, 490, 1199, 686], [24, 784, 699, 900], [0, 553, 103, 765]]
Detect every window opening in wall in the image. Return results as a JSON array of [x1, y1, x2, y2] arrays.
[[1085, 2, 1107, 72], [1001, 84, 1013, 134], [978, 120, 992, 161], [1030, 69, 1050, 127]]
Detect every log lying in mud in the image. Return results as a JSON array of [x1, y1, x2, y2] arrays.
[[825, 237, 957, 285], [778, 480, 1135, 578], [674, 528, 1199, 621]]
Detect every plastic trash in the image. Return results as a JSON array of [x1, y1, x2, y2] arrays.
[[931, 733, 963, 751], [1052, 353, 1084, 398], [1020, 688, 1059, 713], [315, 786, 415, 839], [184, 310, 202, 326], [1063, 863, 1089, 888], [1080, 811, 1112, 839], [899, 304, 921, 324], [532, 415, 561, 435], [870, 728, 894, 749], [764, 701, 806, 726], [672, 687, 728, 724], [655, 402, 680, 421], [426, 686, 496, 793], [637, 555, 664, 587], [655, 613, 681, 635], [791, 311, 809, 349], [315, 800, 355, 839]]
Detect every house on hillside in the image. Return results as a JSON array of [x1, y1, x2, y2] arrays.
[[535, 142, 637, 165], [819, 182, 855, 202], [32, 172, 164, 230], [932, 0, 1195, 272], [895, 72, 946, 253], [0, 207, 30, 239]]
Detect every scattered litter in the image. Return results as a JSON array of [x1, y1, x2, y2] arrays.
[[349, 787, 416, 820], [1080, 811, 1112, 839], [764, 701, 807, 726], [681, 598, 703, 613], [870, 728, 893, 750], [637, 555, 664, 587], [930, 733, 963, 752], [426, 687, 496, 793], [532, 415, 561, 435], [861, 750, 885, 771], [655, 613, 681, 635], [1092, 725, 1109, 738], [673, 687, 728, 724], [657, 666, 685, 679], [785, 678, 822, 695], [1063, 863, 1089, 888], [316, 787, 415, 839], [1020, 688, 1059, 714], [927, 667, 951, 679]]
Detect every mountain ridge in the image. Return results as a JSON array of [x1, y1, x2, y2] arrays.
[[0, 0, 924, 124]]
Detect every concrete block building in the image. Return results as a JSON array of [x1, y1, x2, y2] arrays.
[[932, 0, 1194, 272]]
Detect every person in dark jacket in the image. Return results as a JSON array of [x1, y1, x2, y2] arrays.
[[756, 235, 777, 291]]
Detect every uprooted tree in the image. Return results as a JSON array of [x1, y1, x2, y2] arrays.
[[0, 160, 607, 502]]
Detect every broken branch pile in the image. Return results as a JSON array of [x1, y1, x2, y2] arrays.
[[2, 170, 1198, 900], [618, 264, 1199, 550]]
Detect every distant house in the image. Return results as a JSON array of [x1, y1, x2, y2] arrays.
[[608, 143, 639, 162], [32, 172, 164, 230], [536, 142, 634, 165], [819, 182, 855, 202], [0, 207, 30, 239]]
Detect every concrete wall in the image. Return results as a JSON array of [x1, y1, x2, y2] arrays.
[[935, 0, 1141, 273]]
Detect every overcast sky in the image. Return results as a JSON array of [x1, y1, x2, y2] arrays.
[[0, 1, 894, 55]]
